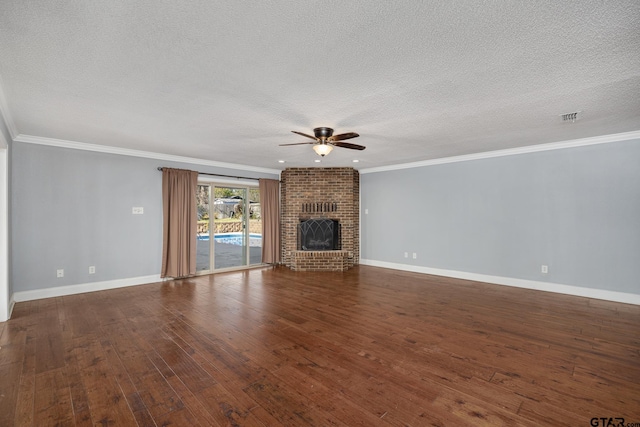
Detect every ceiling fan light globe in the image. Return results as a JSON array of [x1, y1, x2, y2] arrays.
[[313, 144, 333, 156]]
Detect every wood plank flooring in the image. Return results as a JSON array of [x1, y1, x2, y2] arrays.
[[1, 265, 639, 426]]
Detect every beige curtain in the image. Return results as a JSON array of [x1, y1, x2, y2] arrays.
[[161, 168, 199, 278], [259, 178, 281, 264]]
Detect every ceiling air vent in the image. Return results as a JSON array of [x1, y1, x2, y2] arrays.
[[560, 111, 581, 123]]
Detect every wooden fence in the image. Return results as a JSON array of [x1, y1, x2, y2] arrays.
[[197, 220, 262, 235]]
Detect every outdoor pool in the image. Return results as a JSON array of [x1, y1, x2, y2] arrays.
[[198, 233, 262, 247]]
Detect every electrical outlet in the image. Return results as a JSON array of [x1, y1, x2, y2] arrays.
[[541, 265, 548, 274], [412, 253, 417, 259], [365, 208, 369, 214], [132, 207, 144, 215], [404, 252, 408, 258], [56, 269, 64, 278], [89, 266, 96, 274]]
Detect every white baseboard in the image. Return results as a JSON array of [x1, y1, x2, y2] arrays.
[[360, 259, 640, 306], [10, 265, 639, 306], [12, 274, 163, 303]]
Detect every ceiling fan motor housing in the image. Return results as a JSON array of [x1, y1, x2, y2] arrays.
[[314, 127, 334, 139]]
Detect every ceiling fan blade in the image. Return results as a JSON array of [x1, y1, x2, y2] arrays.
[[291, 131, 318, 141], [328, 132, 359, 142], [279, 142, 316, 146], [331, 141, 366, 150]]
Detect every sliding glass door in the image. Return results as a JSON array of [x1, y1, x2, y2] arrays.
[[196, 184, 212, 272], [196, 183, 262, 273]]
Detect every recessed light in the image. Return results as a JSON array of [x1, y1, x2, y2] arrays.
[[352, 159, 359, 163], [278, 160, 285, 163], [314, 159, 321, 163]]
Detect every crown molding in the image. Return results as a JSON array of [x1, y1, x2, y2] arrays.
[[14, 134, 281, 175], [360, 130, 640, 174], [10, 129, 640, 176]]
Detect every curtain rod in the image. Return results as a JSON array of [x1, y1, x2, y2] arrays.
[[157, 167, 263, 181]]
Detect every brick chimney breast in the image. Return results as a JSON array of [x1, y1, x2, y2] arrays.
[[281, 167, 359, 271]]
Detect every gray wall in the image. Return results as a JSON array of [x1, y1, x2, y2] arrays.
[[361, 139, 640, 295], [11, 142, 278, 292]]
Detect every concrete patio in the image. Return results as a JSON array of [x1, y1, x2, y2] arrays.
[[197, 240, 262, 271]]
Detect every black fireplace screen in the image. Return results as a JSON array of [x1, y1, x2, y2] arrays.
[[298, 218, 340, 250]]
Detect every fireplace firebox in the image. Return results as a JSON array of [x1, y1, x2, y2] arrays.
[[298, 218, 340, 251]]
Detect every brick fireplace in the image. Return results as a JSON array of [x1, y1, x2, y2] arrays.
[[281, 167, 359, 271]]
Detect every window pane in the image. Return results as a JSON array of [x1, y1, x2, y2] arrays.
[[196, 184, 210, 272]]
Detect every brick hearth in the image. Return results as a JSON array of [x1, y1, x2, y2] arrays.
[[281, 168, 359, 271]]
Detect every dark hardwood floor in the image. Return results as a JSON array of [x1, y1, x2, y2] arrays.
[[1, 265, 639, 426]]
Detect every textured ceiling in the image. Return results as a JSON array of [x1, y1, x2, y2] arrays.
[[1, 1, 639, 171]]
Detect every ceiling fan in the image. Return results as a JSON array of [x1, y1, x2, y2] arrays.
[[280, 127, 365, 156]]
